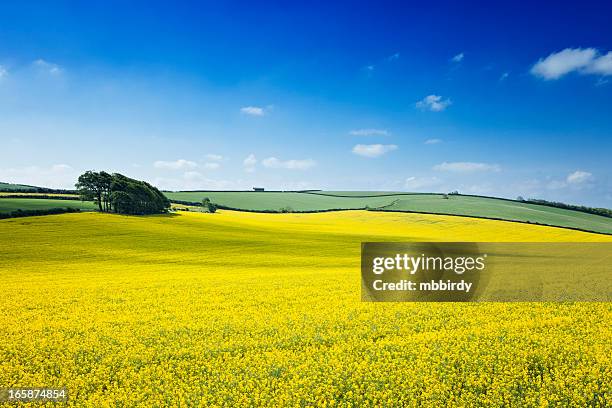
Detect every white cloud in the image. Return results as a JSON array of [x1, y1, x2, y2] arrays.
[[424, 138, 442, 145], [499, 72, 509, 81], [203, 162, 220, 170], [51, 164, 73, 172], [0, 65, 7, 79], [433, 162, 500, 173], [386, 52, 400, 62], [349, 128, 389, 136], [183, 171, 203, 181], [405, 176, 442, 190], [154, 175, 241, 191], [243, 154, 257, 172], [531, 48, 612, 80], [33, 59, 63, 75], [240, 106, 265, 116], [153, 159, 197, 170], [451, 52, 464, 63], [364, 52, 400, 73], [205, 154, 224, 161], [416, 95, 452, 112], [352, 144, 398, 158], [584, 51, 612, 75], [566, 170, 593, 184], [262, 157, 316, 170], [543, 171, 594, 191]]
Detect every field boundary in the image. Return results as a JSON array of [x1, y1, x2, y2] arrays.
[[168, 190, 612, 219], [0, 207, 83, 219], [170, 200, 364, 214], [303, 191, 436, 198]]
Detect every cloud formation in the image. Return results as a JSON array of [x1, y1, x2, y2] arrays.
[[416, 95, 452, 112], [154, 174, 241, 191], [352, 144, 397, 158], [240, 106, 265, 116], [51, 164, 73, 172], [33, 59, 63, 75], [349, 128, 389, 136], [424, 138, 442, 145], [531, 48, 612, 80], [0, 65, 7, 78], [262, 157, 316, 170], [451, 52, 464, 63], [203, 162, 220, 170], [433, 162, 500, 173], [386, 52, 400, 62], [243, 154, 257, 172], [153, 159, 197, 170], [363, 52, 400, 73], [566, 170, 593, 185], [205, 154, 224, 161], [405, 176, 442, 190], [183, 171, 203, 181]]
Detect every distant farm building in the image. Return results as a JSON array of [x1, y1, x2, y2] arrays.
[[253, 187, 265, 192]]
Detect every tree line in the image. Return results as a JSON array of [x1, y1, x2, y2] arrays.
[[76, 171, 170, 215], [517, 197, 612, 219], [0, 207, 81, 220]]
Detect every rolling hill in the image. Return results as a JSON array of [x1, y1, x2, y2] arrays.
[[164, 191, 612, 234], [0, 181, 42, 192]]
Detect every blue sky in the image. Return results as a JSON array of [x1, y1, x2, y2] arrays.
[[0, 1, 611, 206]]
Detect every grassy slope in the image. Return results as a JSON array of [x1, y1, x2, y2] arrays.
[[0, 198, 97, 213], [308, 191, 405, 197], [165, 191, 397, 211], [0, 211, 610, 405], [165, 191, 612, 234], [382, 195, 612, 234]]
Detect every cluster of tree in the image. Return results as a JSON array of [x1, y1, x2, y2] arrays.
[[0, 207, 81, 219], [202, 198, 218, 213], [517, 197, 612, 218], [76, 171, 170, 215]]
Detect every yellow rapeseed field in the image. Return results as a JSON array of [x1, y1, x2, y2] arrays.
[[1, 210, 610, 406]]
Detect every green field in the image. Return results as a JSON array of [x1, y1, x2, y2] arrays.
[[307, 191, 404, 197], [0, 198, 97, 214], [165, 191, 398, 211], [1, 188, 611, 234], [381, 195, 612, 234], [164, 191, 612, 234]]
